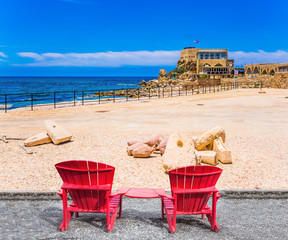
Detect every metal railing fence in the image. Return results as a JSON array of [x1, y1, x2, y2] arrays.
[[0, 81, 264, 113]]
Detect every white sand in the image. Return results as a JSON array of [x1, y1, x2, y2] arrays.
[[0, 88, 287, 191]]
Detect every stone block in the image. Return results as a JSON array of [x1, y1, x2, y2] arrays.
[[45, 120, 72, 145], [213, 137, 232, 164], [162, 134, 199, 172], [24, 132, 52, 147], [196, 126, 226, 151], [196, 150, 218, 166]]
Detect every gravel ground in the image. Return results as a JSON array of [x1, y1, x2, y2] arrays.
[[0, 89, 288, 191], [0, 198, 287, 240]]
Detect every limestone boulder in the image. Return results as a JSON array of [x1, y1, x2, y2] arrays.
[[159, 137, 168, 155], [196, 150, 218, 166], [138, 80, 147, 87], [158, 69, 167, 81], [24, 132, 52, 147], [195, 126, 226, 151], [213, 137, 232, 164], [127, 142, 147, 156], [145, 133, 164, 147], [127, 138, 142, 146], [162, 134, 199, 172], [45, 120, 72, 145], [132, 144, 155, 158]]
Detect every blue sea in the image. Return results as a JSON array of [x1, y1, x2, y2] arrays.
[[0, 76, 155, 110]]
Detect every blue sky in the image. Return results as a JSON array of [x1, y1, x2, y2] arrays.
[[0, 0, 288, 76]]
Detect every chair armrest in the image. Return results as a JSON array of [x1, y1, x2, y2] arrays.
[[154, 188, 174, 200], [173, 186, 218, 195], [109, 187, 131, 197], [57, 189, 64, 196], [61, 183, 111, 191]]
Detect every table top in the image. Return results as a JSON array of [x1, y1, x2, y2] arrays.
[[116, 187, 166, 199]]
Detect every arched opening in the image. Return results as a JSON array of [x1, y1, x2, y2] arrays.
[[253, 67, 260, 74], [262, 69, 267, 75], [215, 63, 223, 67], [203, 63, 210, 67], [270, 69, 275, 75], [246, 68, 252, 74]]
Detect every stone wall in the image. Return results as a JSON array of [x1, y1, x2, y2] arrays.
[[245, 63, 288, 76]]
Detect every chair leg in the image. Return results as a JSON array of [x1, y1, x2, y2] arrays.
[[206, 192, 219, 232], [75, 212, 79, 218], [118, 196, 123, 219], [161, 198, 164, 220], [165, 208, 176, 233], [59, 190, 73, 231], [107, 207, 119, 232]]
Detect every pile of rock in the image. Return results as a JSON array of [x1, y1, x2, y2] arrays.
[[127, 134, 167, 158], [24, 120, 72, 147], [127, 126, 232, 172]]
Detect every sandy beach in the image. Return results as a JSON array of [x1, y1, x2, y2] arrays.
[[0, 88, 288, 191]]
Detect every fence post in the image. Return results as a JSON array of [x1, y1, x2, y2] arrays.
[[31, 93, 33, 111], [192, 86, 194, 95], [82, 91, 84, 105], [113, 90, 115, 102], [74, 91, 76, 106], [126, 89, 128, 101], [178, 86, 180, 96], [185, 86, 187, 95], [158, 87, 160, 98], [170, 86, 172, 97], [163, 87, 164, 98], [5, 94, 7, 113], [148, 88, 150, 99], [99, 90, 101, 104], [54, 92, 56, 109], [198, 85, 200, 94]]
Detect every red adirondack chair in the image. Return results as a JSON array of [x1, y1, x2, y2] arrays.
[[160, 165, 222, 233], [55, 160, 126, 232]]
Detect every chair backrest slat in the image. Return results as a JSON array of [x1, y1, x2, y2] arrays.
[[55, 160, 115, 211], [169, 165, 222, 213]]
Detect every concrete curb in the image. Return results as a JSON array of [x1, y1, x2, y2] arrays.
[[0, 190, 288, 201]]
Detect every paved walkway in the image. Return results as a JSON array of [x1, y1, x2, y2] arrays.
[[1, 198, 287, 240]]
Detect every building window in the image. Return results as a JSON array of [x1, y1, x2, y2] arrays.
[[210, 53, 215, 59], [205, 54, 209, 59], [199, 54, 204, 59], [220, 53, 226, 59]]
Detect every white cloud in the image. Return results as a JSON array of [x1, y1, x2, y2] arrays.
[[15, 50, 288, 67], [229, 50, 288, 66], [17, 52, 45, 61], [16, 50, 180, 67], [0, 52, 8, 58]]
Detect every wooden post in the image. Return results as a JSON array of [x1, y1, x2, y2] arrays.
[[74, 91, 76, 106], [113, 90, 115, 102], [82, 91, 84, 105], [5, 94, 7, 113], [99, 90, 101, 104], [54, 92, 56, 109], [31, 93, 33, 111]]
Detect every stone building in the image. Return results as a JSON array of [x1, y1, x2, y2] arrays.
[[177, 47, 236, 78], [245, 63, 288, 76]]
